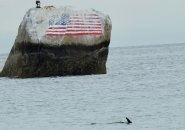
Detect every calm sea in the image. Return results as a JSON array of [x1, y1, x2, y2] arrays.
[[0, 43, 185, 130]]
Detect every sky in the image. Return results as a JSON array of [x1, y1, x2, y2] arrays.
[[0, 0, 185, 53]]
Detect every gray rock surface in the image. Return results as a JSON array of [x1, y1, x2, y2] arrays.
[[0, 6, 112, 78]]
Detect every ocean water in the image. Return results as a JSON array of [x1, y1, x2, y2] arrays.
[[0, 43, 185, 130]]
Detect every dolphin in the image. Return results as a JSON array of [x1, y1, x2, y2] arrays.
[[90, 117, 132, 125], [108, 117, 132, 124]]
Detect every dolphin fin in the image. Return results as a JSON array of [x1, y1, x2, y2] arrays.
[[126, 117, 132, 124]]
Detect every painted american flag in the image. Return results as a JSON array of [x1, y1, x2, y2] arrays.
[[46, 13, 102, 36]]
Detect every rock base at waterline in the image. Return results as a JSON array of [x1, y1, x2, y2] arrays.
[[0, 41, 109, 78]]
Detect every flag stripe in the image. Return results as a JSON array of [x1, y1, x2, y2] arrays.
[[47, 33, 102, 36], [47, 28, 102, 32], [69, 22, 101, 25], [69, 19, 101, 22], [49, 25, 102, 29], [46, 31, 102, 34]]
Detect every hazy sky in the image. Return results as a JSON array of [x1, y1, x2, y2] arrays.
[[0, 0, 185, 53]]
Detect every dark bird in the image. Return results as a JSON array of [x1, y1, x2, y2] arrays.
[[36, 0, 41, 8]]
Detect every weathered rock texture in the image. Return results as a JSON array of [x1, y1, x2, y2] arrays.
[[0, 6, 112, 78]]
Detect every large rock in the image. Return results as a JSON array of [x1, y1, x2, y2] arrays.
[[0, 6, 112, 78]]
